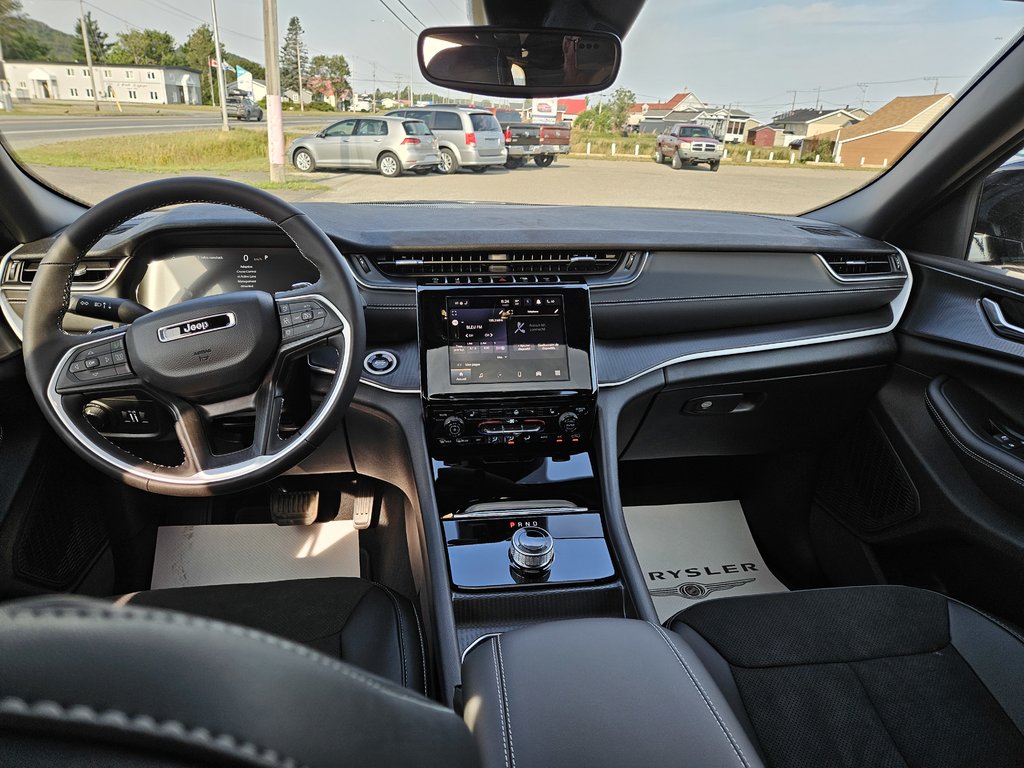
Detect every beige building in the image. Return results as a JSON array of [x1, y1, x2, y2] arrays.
[[826, 94, 954, 167], [770, 108, 864, 144]]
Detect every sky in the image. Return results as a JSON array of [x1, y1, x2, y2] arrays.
[[18, 0, 1024, 123]]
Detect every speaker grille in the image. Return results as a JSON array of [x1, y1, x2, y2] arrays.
[[815, 415, 919, 532]]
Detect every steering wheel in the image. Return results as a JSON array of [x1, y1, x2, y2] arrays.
[[22, 178, 365, 496]]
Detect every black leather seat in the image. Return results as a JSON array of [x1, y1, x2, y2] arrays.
[[461, 586, 1024, 768], [0, 594, 478, 768], [119, 577, 426, 693], [669, 585, 1024, 768]]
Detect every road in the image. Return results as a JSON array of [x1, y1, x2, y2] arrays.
[[0, 113, 331, 148], [24, 158, 878, 214]]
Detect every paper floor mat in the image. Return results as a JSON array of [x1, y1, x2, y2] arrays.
[[623, 500, 787, 622], [151, 521, 359, 589]]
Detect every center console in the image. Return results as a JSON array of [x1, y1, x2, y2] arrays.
[[417, 284, 624, 654], [418, 284, 596, 459]]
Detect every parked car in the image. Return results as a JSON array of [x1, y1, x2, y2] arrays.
[[655, 122, 724, 171], [225, 94, 263, 122], [494, 109, 542, 168], [386, 106, 507, 173], [536, 122, 572, 167], [289, 116, 438, 177]]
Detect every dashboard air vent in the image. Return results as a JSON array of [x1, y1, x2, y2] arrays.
[[18, 259, 119, 286], [820, 251, 903, 278], [365, 250, 625, 278]]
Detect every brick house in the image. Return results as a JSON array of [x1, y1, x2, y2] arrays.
[[823, 94, 954, 167]]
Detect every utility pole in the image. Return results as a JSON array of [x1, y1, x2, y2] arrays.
[[814, 85, 822, 111], [372, 63, 377, 113], [211, 0, 229, 131], [78, 1, 101, 112], [787, 90, 797, 114], [295, 35, 304, 111], [263, 0, 285, 182]]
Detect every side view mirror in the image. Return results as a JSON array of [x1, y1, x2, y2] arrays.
[[418, 26, 622, 97], [315, 131, 326, 139]]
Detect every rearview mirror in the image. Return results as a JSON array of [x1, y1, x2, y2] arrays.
[[418, 27, 621, 97]]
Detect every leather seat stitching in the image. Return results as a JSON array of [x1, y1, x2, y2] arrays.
[[495, 636, 517, 768], [490, 640, 511, 768], [0, 696, 305, 768], [650, 624, 751, 768], [375, 584, 409, 689], [4, 606, 443, 712], [410, 597, 428, 695], [925, 395, 1024, 488]]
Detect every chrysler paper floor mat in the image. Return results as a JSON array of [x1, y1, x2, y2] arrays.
[[624, 500, 788, 622], [151, 521, 360, 589]]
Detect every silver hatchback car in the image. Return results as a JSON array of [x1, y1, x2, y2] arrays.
[[290, 116, 439, 177]]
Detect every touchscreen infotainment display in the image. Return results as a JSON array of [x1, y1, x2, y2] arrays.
[[446, 295, 569, 385]]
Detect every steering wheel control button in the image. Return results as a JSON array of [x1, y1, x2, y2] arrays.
[[509, 527, 555, 573], [278, 297, 340, 342], [60, 335, 137, 388], [363, 350, 398, 376]]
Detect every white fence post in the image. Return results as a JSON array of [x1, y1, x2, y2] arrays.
[[860, 157, 865, 167], [586, 142, 591, 155], [790, 152, 795, 164], [814, 154, 820, 163], [611, 143, 616, 155], [724, 149, 729, 160], [746, 150, 752, 163], [634, 144, 639, 156], [768, 151, 774, 161]]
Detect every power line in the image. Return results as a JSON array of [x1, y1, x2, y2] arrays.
[[393, 0, 426, 27], [377, 0, 418, 35]]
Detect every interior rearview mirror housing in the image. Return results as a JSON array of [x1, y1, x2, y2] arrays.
[[418, 26, 622, 98]]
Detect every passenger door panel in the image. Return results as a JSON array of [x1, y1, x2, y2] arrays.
[[860, 251, 1024, 625]]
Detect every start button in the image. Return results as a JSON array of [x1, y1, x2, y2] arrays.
[[363, 350, 398, 376]]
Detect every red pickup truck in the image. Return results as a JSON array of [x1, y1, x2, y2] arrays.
[[536, 123, 571, 167], [655, 123, 724, 171]]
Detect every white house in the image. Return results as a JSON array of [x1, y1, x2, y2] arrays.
[[2, 61, 201, 105]]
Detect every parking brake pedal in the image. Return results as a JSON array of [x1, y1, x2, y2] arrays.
[[270, 490, 319, 526]]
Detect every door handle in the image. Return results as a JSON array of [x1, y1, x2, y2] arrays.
[[981, 298, 1024, 343], [374, 139, 383, 143]]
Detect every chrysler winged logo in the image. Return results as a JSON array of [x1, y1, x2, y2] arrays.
[[158, 312, 236, 342], [649, 578, 755, 601]]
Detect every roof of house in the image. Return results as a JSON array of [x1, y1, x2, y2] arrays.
[[772, 107, 860, 125], [557, 98, 587, 114], [822, 94, 953, 142], [4, 60, 201, 74], [630, 91, 693, 113], [749, 124, 777, 133]]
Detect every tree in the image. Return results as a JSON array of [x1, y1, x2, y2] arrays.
[[306, 54, 350, 103], [279, 16, 309, 98], [0, 0, 50, 60], [606, 87, 637, 133], [72, 11, 109, 63], [107, 29, 181, 66], [1, 25, 50, 59], [181, 24, 221, 105]]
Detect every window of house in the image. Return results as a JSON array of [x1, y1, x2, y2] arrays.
[[69, 88, 79, 97], [150, 91, 158, 100], [86, 89, 93, 97], [128, 90, 137, 99], [126, 71, 134, 79], [66, 68, 74, 76], [82, 69, 88, 76], [148, 72, 157, 80], [103, 70, 112, 78]]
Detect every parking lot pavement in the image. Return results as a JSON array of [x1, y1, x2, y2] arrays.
[[25, 157, 879, 214], [298, 158, 878, 214]]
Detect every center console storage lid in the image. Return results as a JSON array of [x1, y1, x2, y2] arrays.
[[461, 618, 764, 768]]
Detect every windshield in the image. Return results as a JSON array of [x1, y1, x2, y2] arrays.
[[0, 1, 1020, 214]]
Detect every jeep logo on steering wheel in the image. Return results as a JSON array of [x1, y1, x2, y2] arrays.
[[158, 312, 236, 342]]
